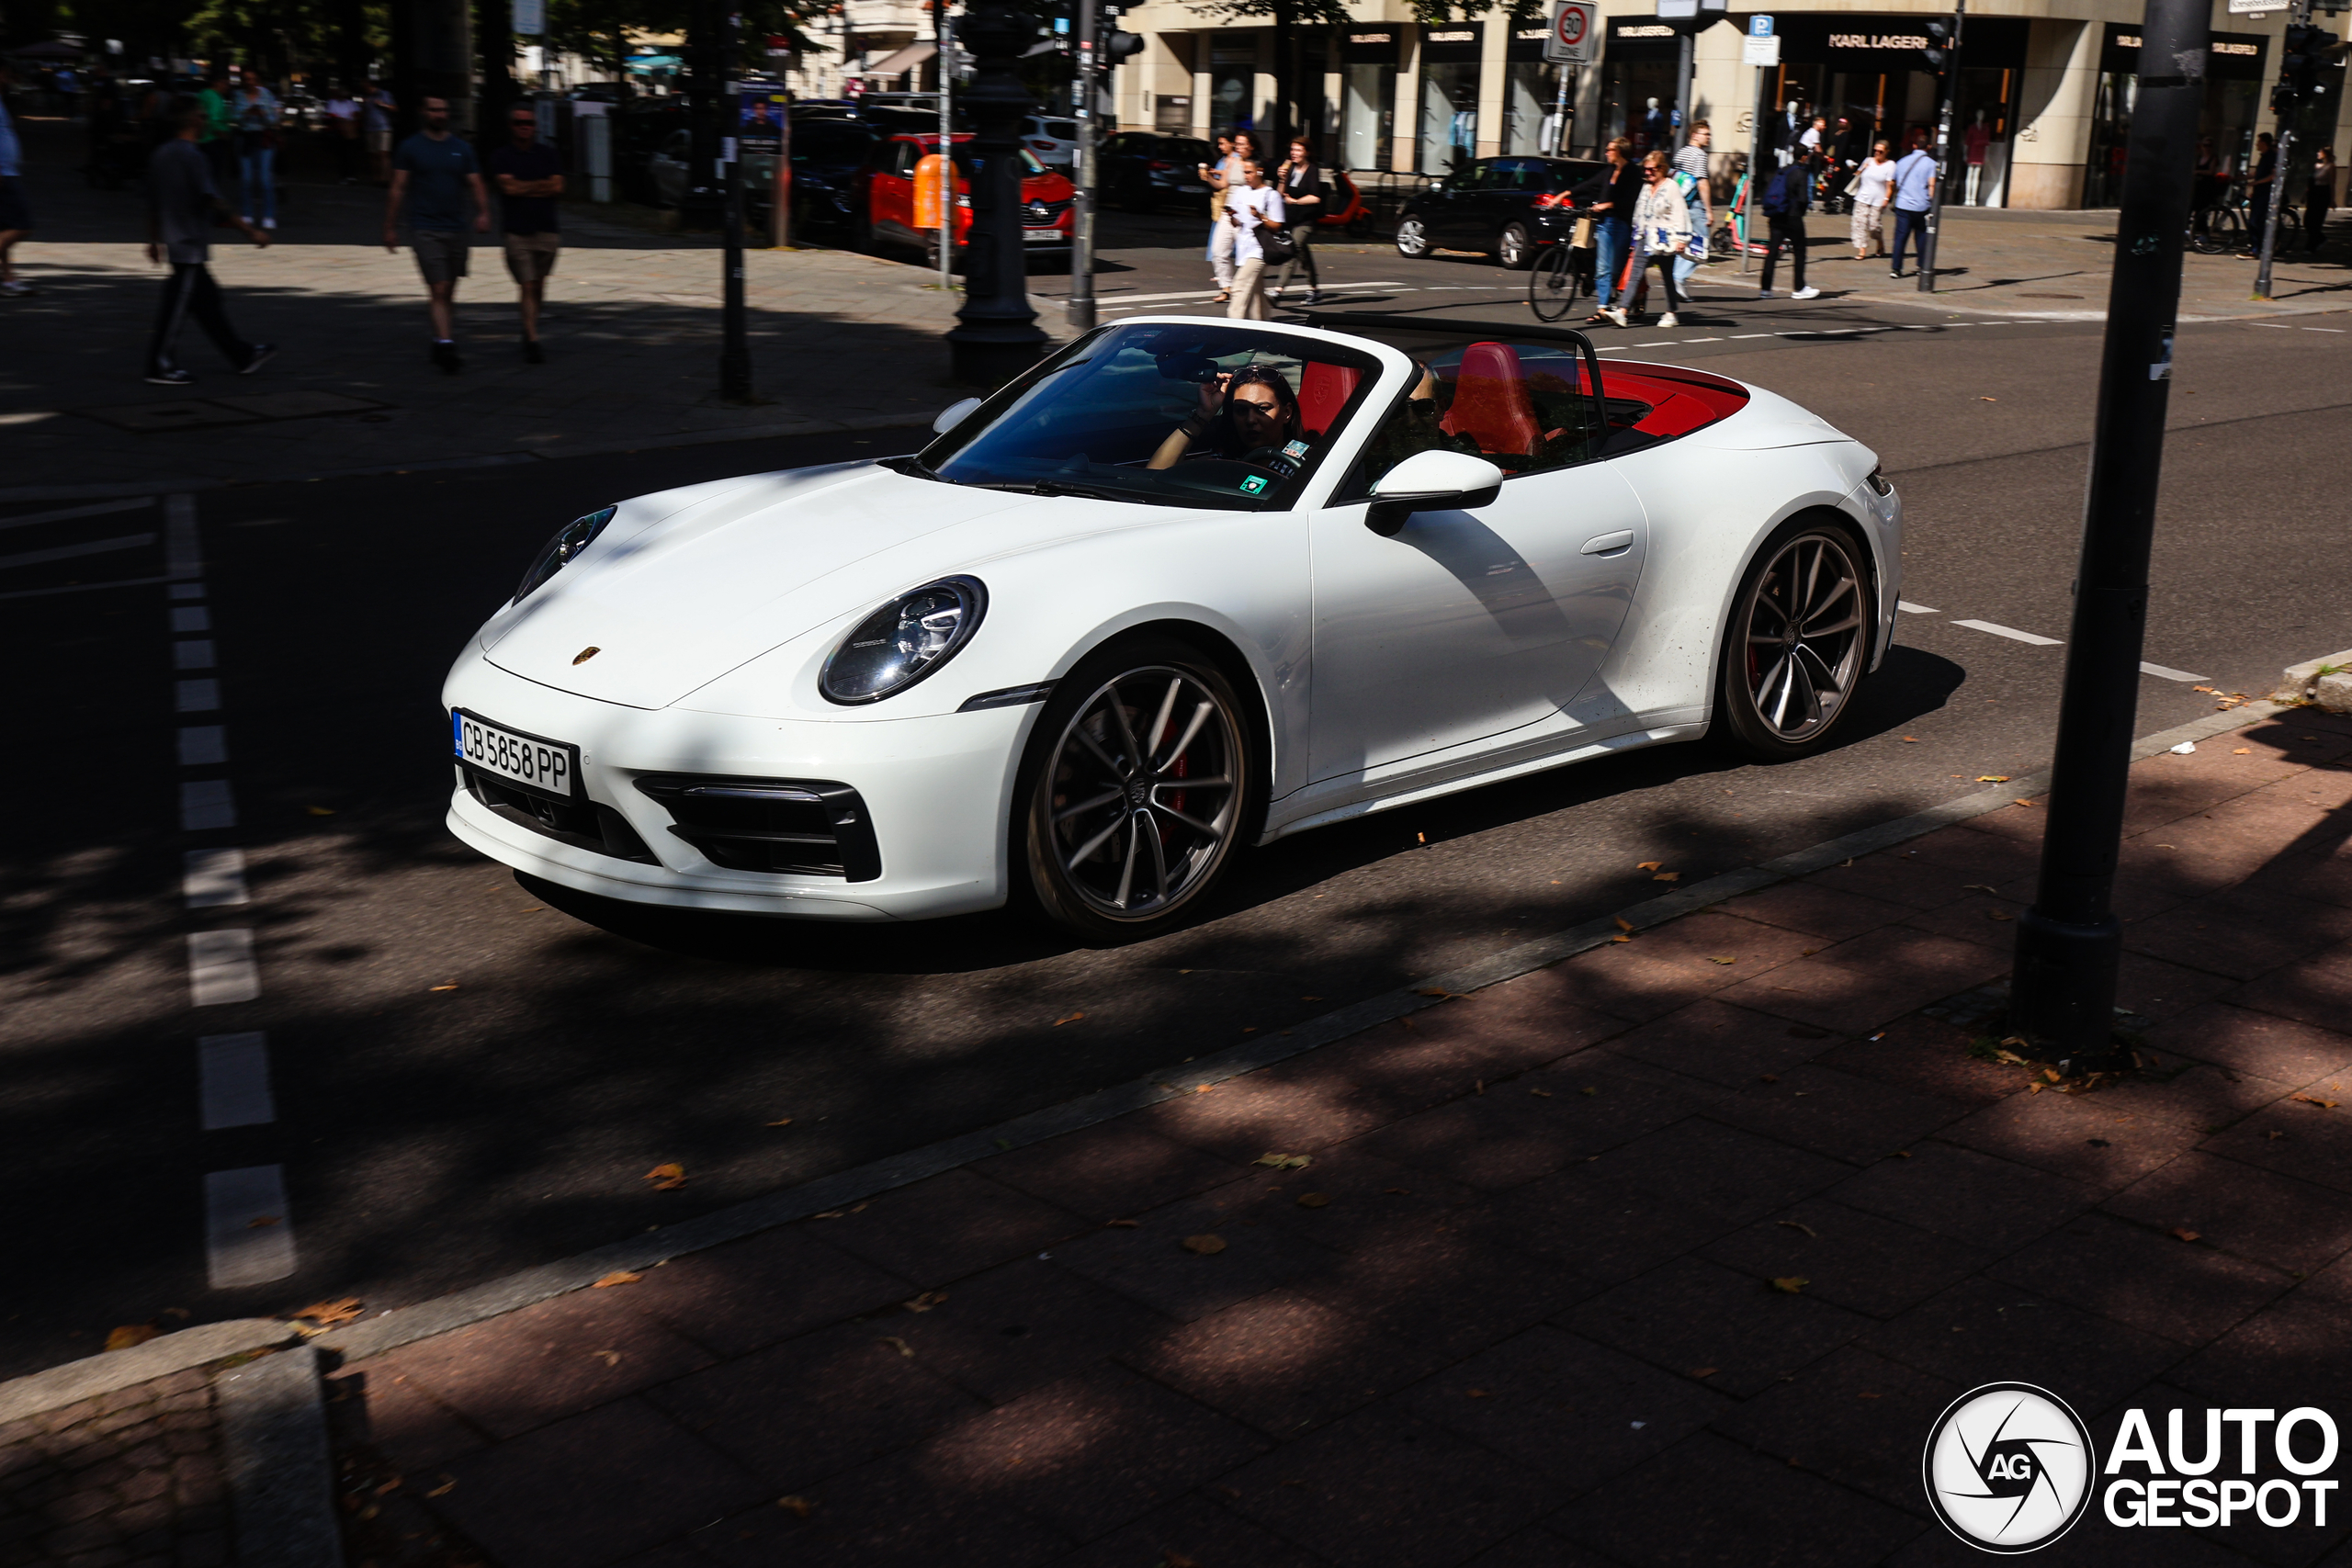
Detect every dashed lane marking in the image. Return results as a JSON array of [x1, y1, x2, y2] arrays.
[[203, 1166, 295, 1288], [174, 638, 215, 671], [198, 1033, 275, 1130], [187, 930, 260, 1007], [178, 726, 228, 767], [2140, 661, 2209, 682], [175, 679, 220, 714], [1951, 618, 2064, 646], [181, 779, 236, 831], [171, 605, 210, 633], [184, 849, 250, 908], [1897, 601, 1939, 614], [164, 493, 202, 580]]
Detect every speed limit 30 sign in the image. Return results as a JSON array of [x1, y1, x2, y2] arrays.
[[1545, 0, 1595, 62]]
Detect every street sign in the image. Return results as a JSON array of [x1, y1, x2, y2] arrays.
[[1545, 0, 1596, 62], [1742, 33, 1781, 64], [2227, 0, 2286, 12], [511, 0, 543, 37], [1748, 14, 1773, 35]]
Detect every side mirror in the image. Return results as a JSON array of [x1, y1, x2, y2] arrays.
[[932, 396, 984, 434], [1364, 450, 1506, 536]]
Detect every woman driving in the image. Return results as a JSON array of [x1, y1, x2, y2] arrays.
[[1147, 365, 1305, 470]]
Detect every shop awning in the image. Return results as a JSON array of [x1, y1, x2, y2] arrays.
[[854, 40, 935, 80]]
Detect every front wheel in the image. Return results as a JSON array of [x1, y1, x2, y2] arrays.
[[1529, 244, 1577, 321], [1019, 637, 1261, 941], [1497, 221, 1535, 270], [1395, 216, 1431, 257], [1713, 521, 1874, 761]]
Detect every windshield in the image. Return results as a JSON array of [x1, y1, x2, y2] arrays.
[[921, 323, 1385, 511], [944, 145, 1047, 178]]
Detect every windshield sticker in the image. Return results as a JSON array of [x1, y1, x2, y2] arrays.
[[1282, 439, 1309, 458], [1238, 475, 1270, 495]]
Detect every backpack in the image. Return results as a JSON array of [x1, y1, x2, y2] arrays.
[[1760, 163, 1804, 218]]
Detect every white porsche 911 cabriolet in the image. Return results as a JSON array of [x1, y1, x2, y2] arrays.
[[443, 315, 1899, 939]]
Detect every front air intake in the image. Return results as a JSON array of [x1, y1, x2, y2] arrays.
[[633, 774, 882, 882]]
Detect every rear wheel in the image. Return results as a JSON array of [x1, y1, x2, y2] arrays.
[[1019, 637, 1259, 942], [1529, 244, 1578, 321], [1498, 221, 1535, 270], [1713, 520, 1873, 761], [1395, 216, 1431, 257]]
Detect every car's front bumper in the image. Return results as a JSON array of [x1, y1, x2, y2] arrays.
[[442, 649, 1036, 920]]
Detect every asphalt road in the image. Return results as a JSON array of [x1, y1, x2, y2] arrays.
[[4, 253, 2349, 1380]]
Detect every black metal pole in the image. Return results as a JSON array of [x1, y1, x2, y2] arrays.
[[719, 7, 752, 400], [682, 0, 724, 230], [947, 5, 1049, 386], [1069, 0, 1098, 330], [2252, 0, 2312, 302], [2008, 0, 2209, 1069], [1917, 0, 1962, 293]]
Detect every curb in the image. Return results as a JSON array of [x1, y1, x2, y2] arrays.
[[0, 1318, 297, 1427], [312, 696, 2288, 1366], [217, 1346, 344, 1568]]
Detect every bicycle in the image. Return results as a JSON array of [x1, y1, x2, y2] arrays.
[[1530, 236, 1593, 321]]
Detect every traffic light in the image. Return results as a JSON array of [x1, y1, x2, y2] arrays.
[[1101, 4, 1145, 62], [1923, 19, 1950, 69], [2280, 23, 2336, 100]]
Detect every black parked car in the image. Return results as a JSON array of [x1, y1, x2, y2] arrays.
[[1099, 131, 1216, 213], [784, 116, 880, 233], [1393, 154, 1605, 270]]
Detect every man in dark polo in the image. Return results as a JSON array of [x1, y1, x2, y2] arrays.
[[384, 96, 488, 373], [488, 103, 563, 364]]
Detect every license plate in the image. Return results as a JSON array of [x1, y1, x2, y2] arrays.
[[1023, 227, 1062, 243], [452, 709, 579, 801]]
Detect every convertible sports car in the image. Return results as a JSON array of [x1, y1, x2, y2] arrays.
[[443, 317, 1900, 939]]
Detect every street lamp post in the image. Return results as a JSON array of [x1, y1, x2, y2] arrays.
[[946, 4, 1049, 386], [1069, 0, 1100, 331], [718, 8, 752, 402], [2007, 0, 2209, 1070], [1917, 0, 1964, 293], [2253, 0, 2318, 303]]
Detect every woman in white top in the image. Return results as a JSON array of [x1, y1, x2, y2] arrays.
[[1224, 161, 1285, 320], [1850, 141, 1895, 260]]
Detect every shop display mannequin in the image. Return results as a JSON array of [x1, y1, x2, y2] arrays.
[[1776, 99, 1804, 165], [1642, 96, 1668, 153], [1963, 109, 1990, 205]]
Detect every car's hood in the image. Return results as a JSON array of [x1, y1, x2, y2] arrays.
[[477, 463, 1135, 709]]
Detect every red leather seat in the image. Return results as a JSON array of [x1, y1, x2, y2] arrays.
[[1295, 361, 1362, 437], [1440, 342, 1544, 458]]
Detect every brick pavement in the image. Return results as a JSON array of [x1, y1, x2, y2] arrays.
[[305, 705, 2352, 1568], [0, 1366, 231, 1568]]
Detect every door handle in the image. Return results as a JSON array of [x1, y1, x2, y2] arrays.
[[1580, 530, 1635, 556]]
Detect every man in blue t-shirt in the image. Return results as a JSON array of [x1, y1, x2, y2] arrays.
[[385, 96, 488, 373], [1889, 139, 1938, 280]]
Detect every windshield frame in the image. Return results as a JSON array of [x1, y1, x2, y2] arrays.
[[915, 320, 1400, 513]]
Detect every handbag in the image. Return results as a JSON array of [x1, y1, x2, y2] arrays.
[[1570, 215, 1594, 249], [1255, 220, 1297, 265]]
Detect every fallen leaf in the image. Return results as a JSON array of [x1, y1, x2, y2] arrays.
[[1465, 1387, 1494, 1398], [425, 1477, 457, 1499], [1613, 917, 1635, 933], [809, 1209, 845, 1220], [1053, 1012, 1085, 1026], [1181, 1235, 1228, 1256], [591, 1349, 621, 1366], [1580, 1086, 1599, 1097], [161, 1307, 190, 1320], [1636, 861, 1662, 872], [2029, 1081, 2045, 1094], [2170, 1228, 2201, 1243], [592, 1271, 641, 1289], [1770, 1277, 1810, 1294], [1976, 775, 2011, 784], [293, 1298, 364, 1325], [248, 1215, 281, 1228], [902, 1291, 949, 1313], [104, 1325, 159, 1351], [428, 985, 458, 993], [1709, 955, 1737, 965], [1690, 1367, 1719, 1378], [776, 1495, 816, 1518], [1194, 1084, 1213, 1093], [1860, 1391, 1883, 1400], [1777, 1220, 1818, 1238], [643, 1163, 687, 1190], [1653, 872, 1680, 882], [2042, 1068, 2062, 1083], [1986, 911, 2015, 921], [1611, 933, 1634, 943], [304, 805, 336, 816], [1254, 1153, 1312, 1169], [1529, 1088, 1554, 1098], [2292, 1094, 2341, 1110], [1963, 885, 1999, 894], [764, 1117, 794, 1127], [1979, 395, 1997, 401], [1902, 735, 1919, 742], [2233, 748, 2250, 755], [877, 1336, 914, 1358], [1295, 1192, 1331, 1209]]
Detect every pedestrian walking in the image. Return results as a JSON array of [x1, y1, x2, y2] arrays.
[[489, 104, 563, 363], [363, 81, 396, 185], [1890, 138, 1936, 278], [232, 67, 280, 230], [1673, 119, 1712, 231], [1271, 138, 1325, 304], [1204, 131, 1254, 303], [1609, 150, 1691, 328], [1223, 159, 1284, 321], [143, 96, 275, 385], [1849, 140, 1894, 260], [2306, 147, 2335, 253], [324, 87, 361, 184], [0, 63, 34, 298], [1756, 151, 1819, 300], [1582, 136, 1638, 326], [196, 68, 237, 192], [385, 96, 488, 373]]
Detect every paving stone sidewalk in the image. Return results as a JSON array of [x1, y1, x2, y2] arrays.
[[0, 1366, 232, 1567], [306, 705, 2352, 1568]]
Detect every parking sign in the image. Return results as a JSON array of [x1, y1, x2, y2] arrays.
[[1749, 14, 1773, 35], [1545, 0, 1595, 62]]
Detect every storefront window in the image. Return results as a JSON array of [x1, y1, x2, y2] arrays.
[[1340, 28, 1398, 170], [1503, 28, 1565, 155], [2090, 25, 2269, 210], [1418, 26, 1481, 175], [1601, 20, 1679, 152], [1210, 47, 1257, 136]]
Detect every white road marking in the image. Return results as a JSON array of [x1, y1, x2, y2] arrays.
[[182, 779, 236, 831], [179, 726, 228, 766], [169, 581, 204, 600], [1897, 601, 1939, 614], [1952, 618, 2063, 646], [164, 494, 202, 580], [1080, 280, 1409, 307], [2249, 322, 2295, 330], [0, 497, 153, 533], [187, 929, 260, 1006], [204, 1166, 295, 1287], [1679, 336, 1723, 343], [198, 1033, 275, 1129], [185, 848, 250, 908], [175, 678, 220, 713], [1633, 340, 1677, 346], [175, 638, 216, 671], [0, 534, 159, 572], [2140, 661, 2208, 682], [1730, 333, 1774, 338], [171, 605, 211, 633], [0, 575, 171, 603], [2304, 327, 2346, 333]]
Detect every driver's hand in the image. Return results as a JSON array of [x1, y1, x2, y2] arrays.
[[1195, 375, 1227, 418]]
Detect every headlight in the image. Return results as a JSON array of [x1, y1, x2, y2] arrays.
[[513, 506, 616, 604], [820, 577, 987, 705], [1865, 466, 1894, 497]]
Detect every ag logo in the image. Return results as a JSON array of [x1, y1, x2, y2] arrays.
[[1238, 475, 1269, 495], [1924, 1382, 2097, 1553]]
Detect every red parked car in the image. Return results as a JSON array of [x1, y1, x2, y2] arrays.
[[852, 133, 1074, 267]]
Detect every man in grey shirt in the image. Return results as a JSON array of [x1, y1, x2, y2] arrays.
[[146, 96, 275, 385]]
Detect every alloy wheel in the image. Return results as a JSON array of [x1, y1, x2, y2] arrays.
[[1396, 217, 1430, 257], [1736, 531, 1867, 743], [1043, 666, 1241, 920]]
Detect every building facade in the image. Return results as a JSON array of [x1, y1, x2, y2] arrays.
[[1111, 0, 2348, 209]]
